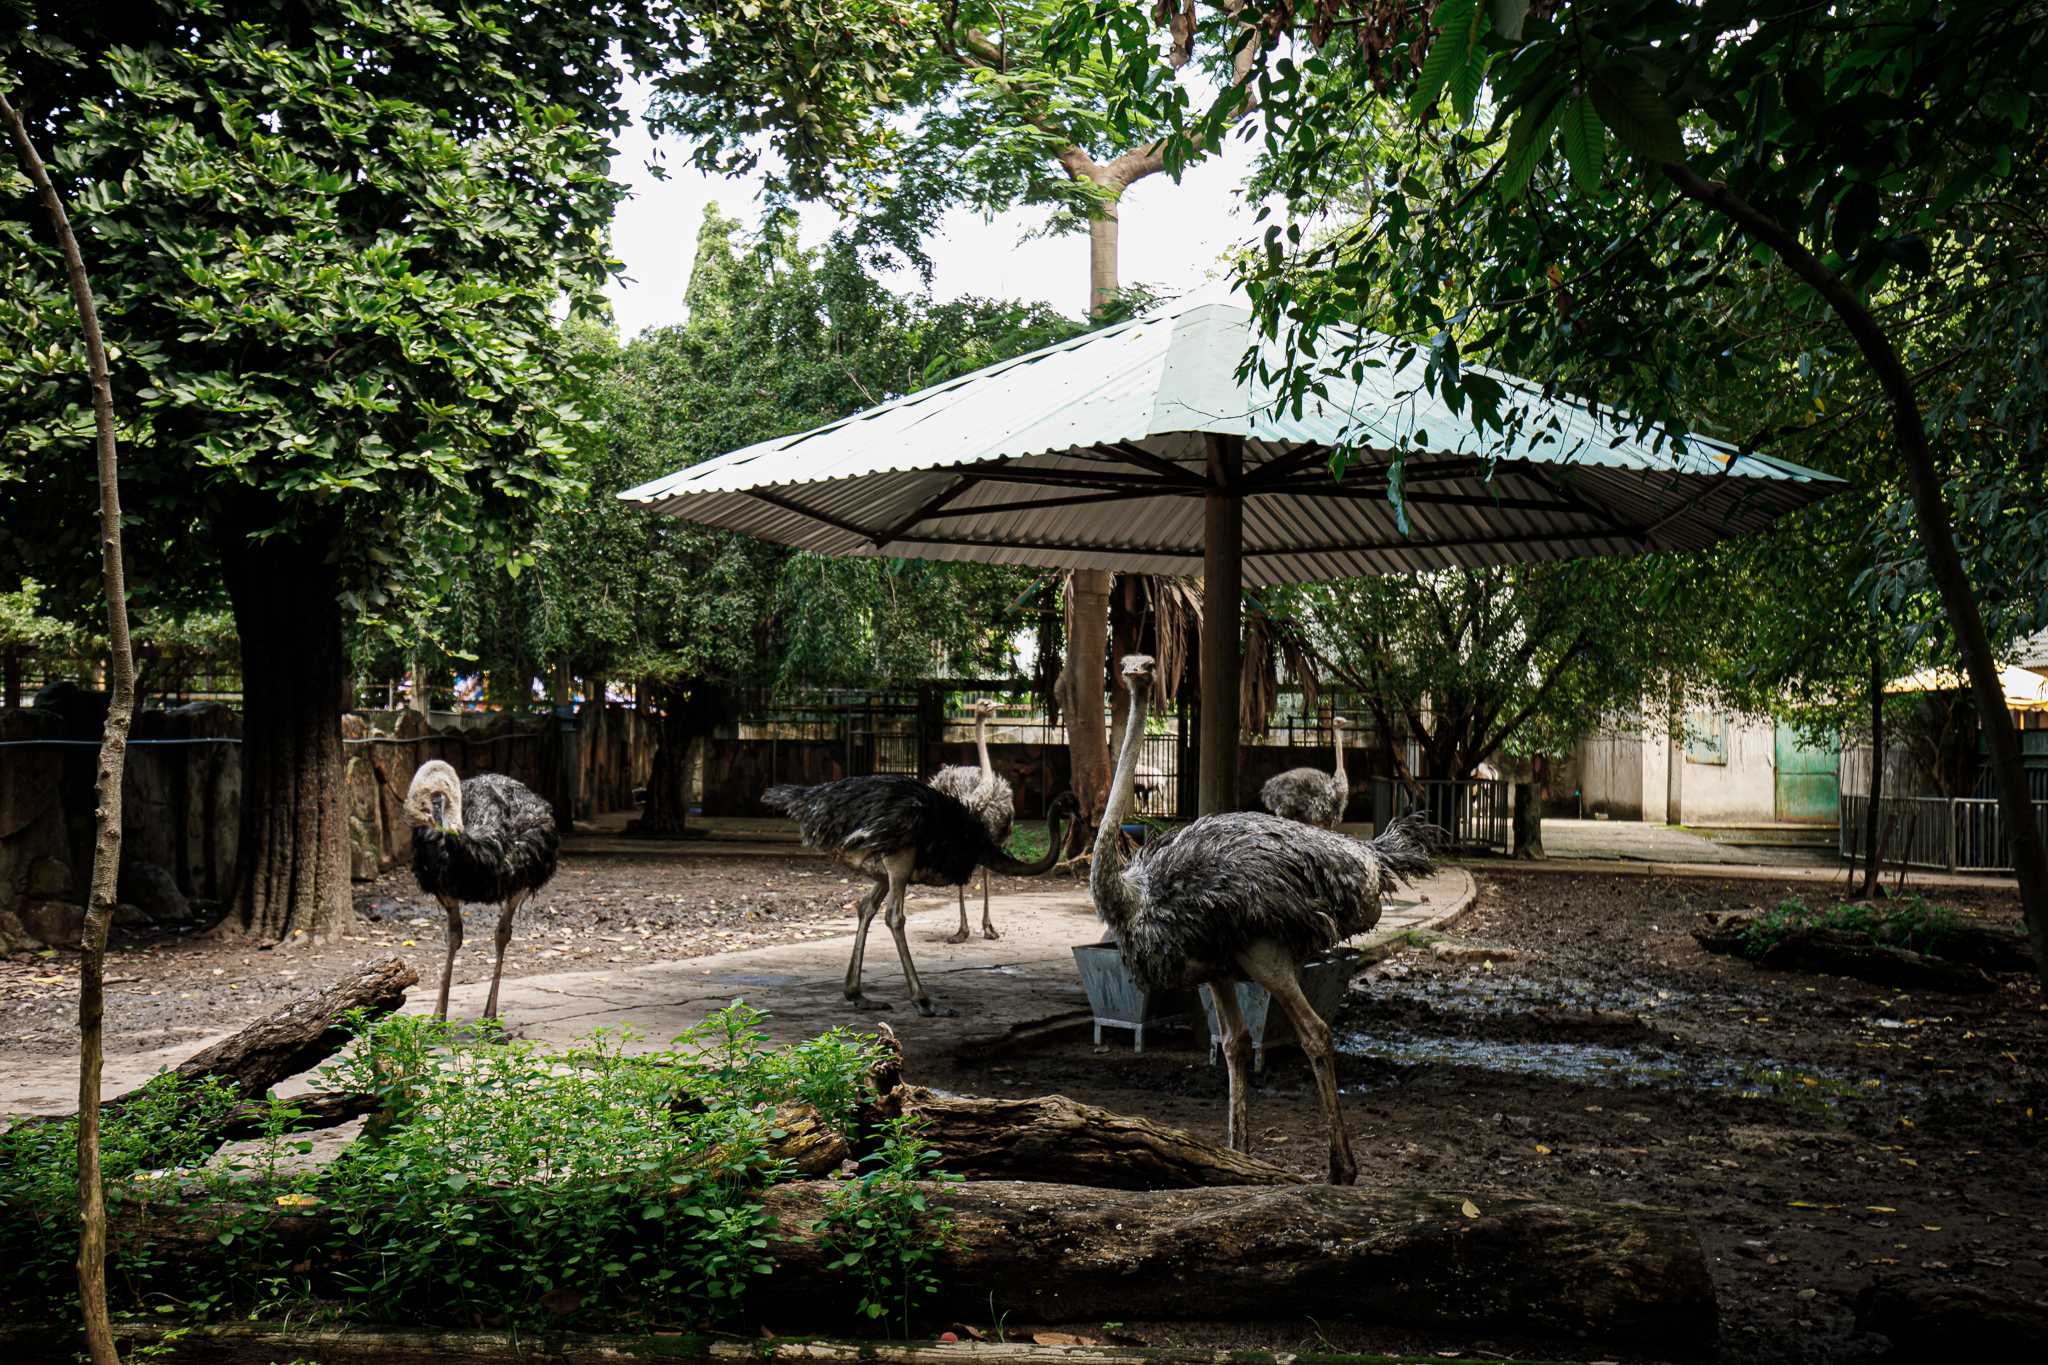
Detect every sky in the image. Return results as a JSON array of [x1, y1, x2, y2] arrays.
[[599, 83, 1271, 340]]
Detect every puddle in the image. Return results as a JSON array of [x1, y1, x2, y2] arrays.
[[704, 972, 796, 986], [1334, 1026, 1892, 1111]]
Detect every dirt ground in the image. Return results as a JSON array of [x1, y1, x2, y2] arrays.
[[0, 854, 1051, 1061], [5, 862, 2043, 1363], [957, 870, 2046, 1364]]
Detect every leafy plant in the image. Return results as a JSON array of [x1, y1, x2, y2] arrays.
[[1742, 890, 1959, 957], [818, 1118, 961, 1338]]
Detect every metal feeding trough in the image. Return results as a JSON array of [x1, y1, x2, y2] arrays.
[[1071, 941, 1201, 1053], [1199, 949, 1365, 1071]]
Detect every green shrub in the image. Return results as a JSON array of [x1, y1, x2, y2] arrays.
[[1741, 889, 1958, 957], [0, 1002, 887, 1334], [818, 1117, 960, 1338]]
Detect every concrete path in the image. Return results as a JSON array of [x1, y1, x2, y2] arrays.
[[1532, 817, 1836, 866], [0, 867, 1475, 1121]]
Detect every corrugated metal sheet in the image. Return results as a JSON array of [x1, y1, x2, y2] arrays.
[[620, 298, 1840, 586]]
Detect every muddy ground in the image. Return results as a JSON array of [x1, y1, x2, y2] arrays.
[[4, 863, 2042, 1364], [956, 870, 2046, 1364], [0, 854, 1062, 1061]]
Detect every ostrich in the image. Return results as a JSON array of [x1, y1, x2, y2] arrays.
[[928, 698, 1014, 943], [1092, 657, 1434, 1184], [762, 775, 1078, 1016], [1260, 716, 1352, 828], [402, 760, 561, 1021]]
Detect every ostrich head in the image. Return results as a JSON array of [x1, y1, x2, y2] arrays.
[[1333, 716, 1349, 732], [403, 760, 464, 834], [970, 698, 999, 717]]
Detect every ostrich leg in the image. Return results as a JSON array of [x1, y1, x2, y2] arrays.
[[842, 876, 894, 1010], [434, 895, 464, 1019], [947, 884, 972, 945], [980, 868, 999, 941], [881, 849, 953, 1017], [481, 891, 529, 1021], [1206, 980, 1256, 1153], [1239, 939, 1357, 1185]]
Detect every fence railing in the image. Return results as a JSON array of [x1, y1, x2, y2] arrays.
[[1841, 793, 2048, 873], [1369, 777, 1511, 855]]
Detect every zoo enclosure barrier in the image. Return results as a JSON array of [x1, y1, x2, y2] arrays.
[[1368, 777, 1511, 856], [1840, 793, 2048, 874]]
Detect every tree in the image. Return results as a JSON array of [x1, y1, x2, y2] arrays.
[[645, 0, 1276, 838], [1267, 558, 1671, 784], [1, 70, 134, 1365], [369, 208, 1079, 833], [1069, 0, 2048, 980], [1, 2, 670, 940]]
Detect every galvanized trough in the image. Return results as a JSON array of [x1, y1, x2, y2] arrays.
[[1070, 941, 1201, 1053]]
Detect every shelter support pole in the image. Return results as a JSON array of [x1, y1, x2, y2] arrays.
[[1199, 434, 1243, 817]]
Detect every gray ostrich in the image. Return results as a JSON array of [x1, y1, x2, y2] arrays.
[[1091, 657, 1434, 1184], [1259, 716, 1351, 828], [763, 775, 1079, 1016], [402, 760, 561, 1021], [928, 698, 1015, 943]]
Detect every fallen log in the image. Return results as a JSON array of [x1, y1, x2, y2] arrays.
[[102, 1180, 1712, 1349], [882, 1087, 1304, 1188], [1758, 928, 1997, 993], [139, 956, 419, 1103]]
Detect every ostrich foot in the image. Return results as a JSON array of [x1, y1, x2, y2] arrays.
[[913, 998, 957, 1018], [944, 929, 971, 945], [847, 994, 895, 1011], [981, 925, 1002, 941]]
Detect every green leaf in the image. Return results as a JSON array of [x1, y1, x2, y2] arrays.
[[1558, 96, 1604, 193], [1489, 0, 1530, 43], [1498, 91, 1567, 200], [1408, 0, 1483, 121], [1587, 66, 1686, 165]]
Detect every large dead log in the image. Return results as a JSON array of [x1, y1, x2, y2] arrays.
[[884, 1087, 1304, 1189], [105, 1180, 1713, 1349], [135, 956, 419, 1103], [1758, 928, 1997, 993]]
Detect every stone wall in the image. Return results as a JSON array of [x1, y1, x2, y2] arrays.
[[1, 692, 653, 953]]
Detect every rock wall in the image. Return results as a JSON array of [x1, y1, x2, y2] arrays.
[[1, 684, 239, 952], [1, 693, 653, 953]]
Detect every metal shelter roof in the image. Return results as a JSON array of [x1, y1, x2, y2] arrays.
[[620, 295, 1841, 586]]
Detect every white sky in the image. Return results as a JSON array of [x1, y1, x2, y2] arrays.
[[600, 85, 1270, 339]]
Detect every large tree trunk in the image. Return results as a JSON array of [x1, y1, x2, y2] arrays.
[[117, 1180, 1714, 1348], [1060, 569, 1113, 850], [632, 680, 731, 837], [214, 511, 352, 943]]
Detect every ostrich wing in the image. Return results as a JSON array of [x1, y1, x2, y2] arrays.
[[1117, 812, 1395, 992], [412, 773, 559, 905], [765, 775, 992, 885]]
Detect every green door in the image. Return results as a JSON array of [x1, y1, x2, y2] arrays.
[[1774, 720, 1840, 824]]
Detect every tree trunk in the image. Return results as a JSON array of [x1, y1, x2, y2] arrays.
[[1862, 635, 1885, 900], [632, 681, 731, 837], [1512, 780, 1546, 859], [1062, 570, 1112, 848], [1664, 705, 1683, 826], [1665, 163, 2048, 992], [2, 86, 135, 1365], [119, 1181, 1715, 1348], [215, 515, 353, 944]]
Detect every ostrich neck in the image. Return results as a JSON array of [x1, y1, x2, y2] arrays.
[[974, 707, 993, 781], [1090, 682, 1151, 931], [1333, 727, 1346, 785]]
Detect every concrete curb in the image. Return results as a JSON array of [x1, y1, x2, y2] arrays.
[[1452, 857, 2016, 890]]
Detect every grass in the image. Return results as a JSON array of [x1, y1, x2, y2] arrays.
[[1740, 887, 1958, 957]]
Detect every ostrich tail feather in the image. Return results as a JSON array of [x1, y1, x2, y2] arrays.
[[1369, 811, 1441, 886]]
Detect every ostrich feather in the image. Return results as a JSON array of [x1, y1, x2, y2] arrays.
[[409, 771, 560, 906], [765, 775, 1002, 886], [1112, 812, 1433, 993], [1258, 767, 1348, 828]]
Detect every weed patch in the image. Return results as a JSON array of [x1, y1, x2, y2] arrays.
[[1740, 888, 1958, 957]]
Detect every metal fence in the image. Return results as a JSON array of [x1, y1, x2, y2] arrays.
[[1369, 777, 1511, 855], [1841, 793, 2048, 873]]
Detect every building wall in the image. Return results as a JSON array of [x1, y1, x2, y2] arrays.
[[1673, 713, 1778, 823], [1574, 728, 1646, 821], [1576, 711, 1782, 825]]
